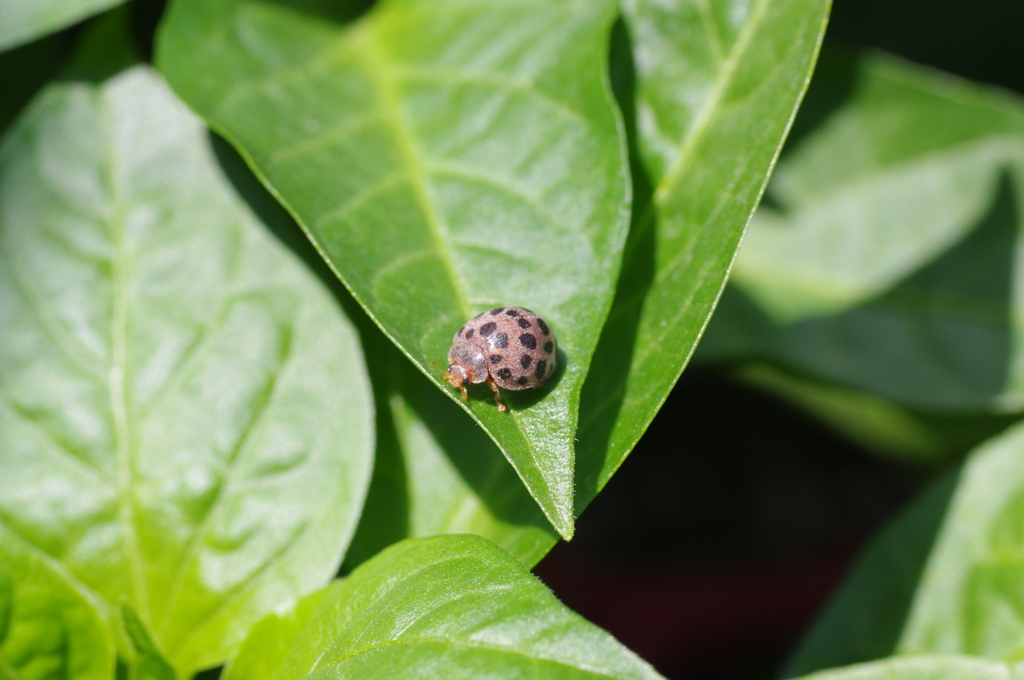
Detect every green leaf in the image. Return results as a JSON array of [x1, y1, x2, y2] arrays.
[[703, 50, 1024, 412], [204, 118, 560, 570], [156, 0, 629, 540], [0, 542, 114, 680], [791, 655, 1024, 680], [344, 331, 558, 569], [900, 421, 1024, 659], [574, 0, 832, 506], [225, 534, 664, 680], [0, 66, 374, 675], [0, 0, 126, 52], [221, 585, 329, 680], [120, 605, 176, 680]]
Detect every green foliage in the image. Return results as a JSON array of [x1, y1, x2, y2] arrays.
[[0, 66, 373, 676], [155, 0, 631, 539], [0, 0, 126, 52], [699, 49, 1024, 462], [793, 655, 1024, 680], [224, 534, 661, 680]]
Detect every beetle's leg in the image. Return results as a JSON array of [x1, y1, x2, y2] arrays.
[[444, 369, 469, 401], [485, 376, 507, 411]]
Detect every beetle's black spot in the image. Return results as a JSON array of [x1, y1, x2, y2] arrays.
[[543, 340, 554, 353], [516, 376, 529, 386], [489, 307, 504, 315], [490, 354, 503, 364], [465, 328, 474, 340], [496, 367, 513, 381], [491, 332, 508, 349], [479, 322, 497, 337], [534, 359, 547, 379], [519, 333, 537, 350], [519, 354, 533, 369], [505, 309, 520, 317], [537, 318, 550, 336], [516, 317, 531, 329]]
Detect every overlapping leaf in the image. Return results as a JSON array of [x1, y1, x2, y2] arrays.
[[700, 50, 1024, 413], [157, 0, 630, 541], [343, 331, 557, 569], [574, 0, 831, 508], [224, 535, 664, 680], [0, 0, 126, 52], [0, 66, 374, 675]]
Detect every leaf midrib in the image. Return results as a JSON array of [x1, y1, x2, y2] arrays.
[[351, 22, 569, 532], [99, 90, 148, 622], [354, 24, 472, 319]]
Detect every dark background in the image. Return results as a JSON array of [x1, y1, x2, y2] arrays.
[[533, 1, 1024, 678]]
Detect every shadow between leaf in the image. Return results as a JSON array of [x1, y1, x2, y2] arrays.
[[574, 16, 656, 517]]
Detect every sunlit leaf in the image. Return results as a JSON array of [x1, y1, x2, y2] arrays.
[[344, 332, 558, 569], [225, 535, 664, 680], [575, 0, 831, 508], [0, 66, 374, 675], [157, 0, 630, 539], [0, 545, 113, 680]]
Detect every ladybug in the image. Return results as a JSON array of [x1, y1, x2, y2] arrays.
[[443, 307, 557, 411]]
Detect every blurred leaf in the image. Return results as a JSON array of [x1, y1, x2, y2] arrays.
[[736, 364, 1016, 466], [900, 421, 1024, 659], [0, 0, 126, 52], [221, 585, 329, 680], [784, 470, 957, 677], [704, 50, 1024, 412], [157, 0, 630, 540], [575, 0, 832, 506], [0, 66, 374, 675], [225, 535, 664, 680], [790, 421, 1024, 674], [0, 541, 114, 680], [120, 605, 176, 680], [792, 655, 1024, 680]]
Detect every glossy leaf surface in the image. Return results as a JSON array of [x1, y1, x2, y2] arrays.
[[574, 0, 831, 507], [0, 66, 374, 675], [0, 0, 126, 52], [225, 535, 664, 680], [157, 0, 630, 539], [702, 50, 1024, 412]]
